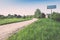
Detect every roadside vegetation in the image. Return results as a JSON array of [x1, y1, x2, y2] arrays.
[[0, 18, 32, 25], [6, 9, 60, 40], [0, 14, 33, 25], [51, 12, 60, 21], [7, 18, 60, 40]]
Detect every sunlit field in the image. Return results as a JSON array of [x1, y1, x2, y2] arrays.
[[0, 18, 32, 25], [7, 18, 60, 40]]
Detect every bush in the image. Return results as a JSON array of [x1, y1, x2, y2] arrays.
[[51, 12, 60, 21], [0, 15, 5, 19], [17, 15, 22, 18], [41, 13, 45, 18]]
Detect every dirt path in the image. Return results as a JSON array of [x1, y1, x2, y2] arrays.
[[0, 18, 38, 40]]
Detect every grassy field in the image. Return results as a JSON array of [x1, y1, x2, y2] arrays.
[[7, 18, 60, 40], [0, 18, 32, 25]]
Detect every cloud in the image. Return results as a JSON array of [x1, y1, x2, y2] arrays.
[[0, 0, 60, 16]]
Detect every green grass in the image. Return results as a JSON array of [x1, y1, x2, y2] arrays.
[[8, 18, 60, 40], [0, 18, 32, 25]]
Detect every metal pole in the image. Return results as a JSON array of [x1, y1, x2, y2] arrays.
[[50, 9, 52, 19], [50, 9, 52, 27], [51, 9, 52, 14]]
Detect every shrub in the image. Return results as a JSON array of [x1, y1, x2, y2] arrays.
[[0, 15, 5, 19], [41, 13, 45, 18], [51, 12, 60, 21]]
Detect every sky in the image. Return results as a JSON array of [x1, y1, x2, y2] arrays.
[[0, 0, 60, 16]]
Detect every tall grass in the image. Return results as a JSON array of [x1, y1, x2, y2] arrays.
[[8, 18, 60, 40]]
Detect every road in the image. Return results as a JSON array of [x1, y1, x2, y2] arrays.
[[0, 18, 38, 40]]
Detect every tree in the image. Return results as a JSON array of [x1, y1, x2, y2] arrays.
[[17, 15, 22, 18], [14, 14, 17, 17], [23, 15, 26, 18], [41, 13, 45, 18], [0, 15, 5, 19], [34, 9, 41, 18], [51, 12, 60, 21], [7, 14, 14, 18]]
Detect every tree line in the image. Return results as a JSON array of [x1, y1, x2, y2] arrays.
[[0, 14, 22, 19], [34, 9, 60, 21], [0, 8, 60, 21], [0, 14, 34, 19]]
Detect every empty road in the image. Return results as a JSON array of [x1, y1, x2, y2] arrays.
[[0, 18, 38, 40]]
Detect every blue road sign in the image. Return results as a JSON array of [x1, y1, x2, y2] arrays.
[[47, 5, 56, 9]]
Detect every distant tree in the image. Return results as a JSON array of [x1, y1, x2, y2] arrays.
[[14, 14, 17, 17], [34, 9, 41, 18], [8, 14, 11, 16], [47, 14, 51, 18], [29, 15, 34, 18], [0, 15, 5, 19], [51, 12, 60, 21], [23, 15, 26, 18], [41, 13, 45, 18], [17, 15, 22, 18], [7, 14, 14, 18]]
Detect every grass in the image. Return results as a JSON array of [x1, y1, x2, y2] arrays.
[[0, 18, 32, 25], [7, 18, 60, 40]]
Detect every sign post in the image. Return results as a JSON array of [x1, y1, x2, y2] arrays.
[[47, 5, 56, 13], [47, 5, 56, 27], [47, 5, 56, 18]]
